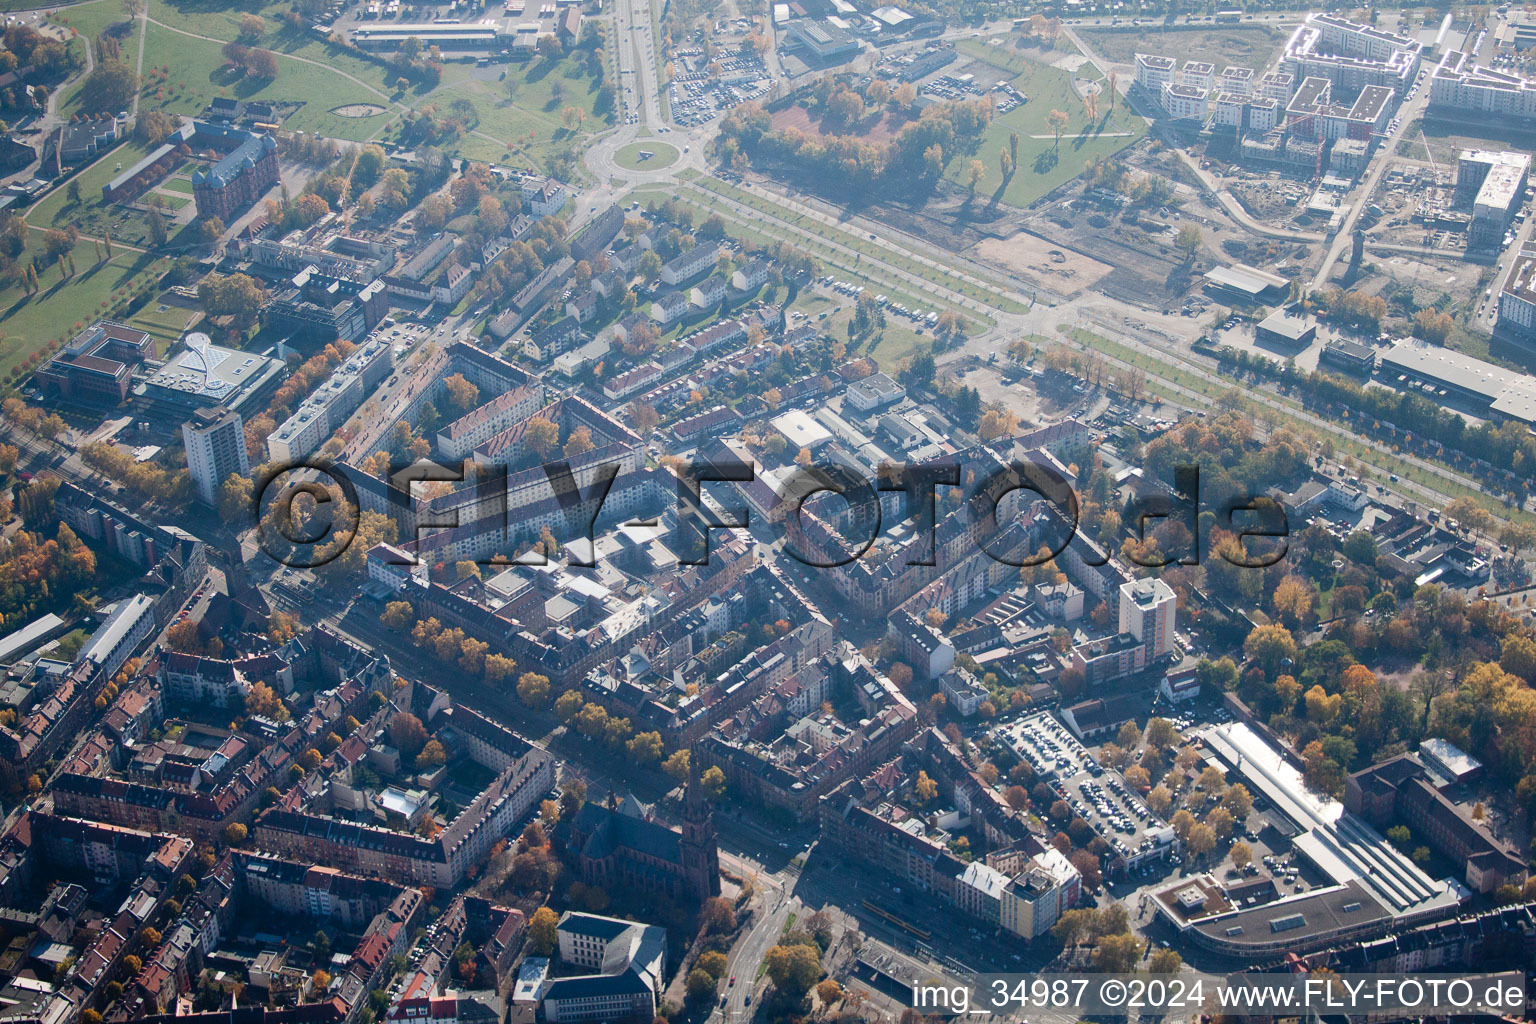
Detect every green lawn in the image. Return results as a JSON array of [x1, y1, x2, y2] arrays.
[[144, 0, 410, 100], [125, 296, 202, 342], [29, 135, 154, 228], [425, 59, 607, 165], [24, 139, 188, 249], [692, 176, 1028, 313], [0, 243, 168, 382], [160, 177, 194, 195], [946, 45, 1146, 209], [794, 289, 929, 369], [48, 1, 133, 46], [134, 21, 388, 141], [616, 141, 678, 170], [51, 1, 141, 116]]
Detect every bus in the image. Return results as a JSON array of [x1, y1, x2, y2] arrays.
[[1216, 9, 1242, 20]]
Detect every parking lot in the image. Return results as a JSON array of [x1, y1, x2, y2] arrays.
[[667, 49, 775, 128], [997, 711, 1178, 878], [919, 73, 1027, 116], [818, 276, 941, 329]]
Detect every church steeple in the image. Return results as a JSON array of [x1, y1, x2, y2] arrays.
[[679, 747, 721, 900], [684, 748, 707, 817]]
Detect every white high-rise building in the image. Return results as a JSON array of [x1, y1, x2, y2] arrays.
[[1135, 53, 1177, 93], [183, 407, 249, 507], [1119, 578, 1177, 660]]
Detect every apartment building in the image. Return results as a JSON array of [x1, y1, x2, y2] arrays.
[[183, 407, 250, 507]]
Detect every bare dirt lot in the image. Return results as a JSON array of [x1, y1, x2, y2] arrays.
[[972, 233, 1113, 296], [769, 105, 911, 145], [947, 362, 1072, 426]]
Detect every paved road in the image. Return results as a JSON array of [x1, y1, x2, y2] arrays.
[[1310, 69, 1433, 290], [717, 874, 795, 1023], [580, 0, 710, 208]]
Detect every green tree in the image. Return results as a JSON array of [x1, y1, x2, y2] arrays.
[[147, 208, 167, 248], [354, 144, 387, 185], [79, 60, 138, 114], [685, 968, 717, 1001]]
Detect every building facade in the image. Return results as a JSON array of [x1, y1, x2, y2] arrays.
[[183, 407, 250, 507]]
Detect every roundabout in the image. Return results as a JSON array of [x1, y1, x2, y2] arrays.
[[614, 140, 680, 171]]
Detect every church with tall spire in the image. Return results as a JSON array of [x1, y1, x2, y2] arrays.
[[566, 749, 720, 903], [680, 749, 722, 900]]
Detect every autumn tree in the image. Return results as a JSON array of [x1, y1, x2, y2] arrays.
[[1046, 108, 1070, 147], [555, 690, 584, 721], [764, 943, 821, 997], [1145, 717, 1178, 749], [443, 373, 479, 412], [700, 896, 736, 934], [525, 417, 560, 457], [517, 672, 551, 708], [389, 712, 429, 758], [165, 618, 205, 654], [245, 681, 289, 722], [563, 426, 596, 458], [1186, 822, 1217, 859], [1092, 932, 1141, 972], [1176, 223, 1202, 261], [627, 730, 664, 764], [662, 748, 690, 783], [380, 601, 413, 630], [529, 907, 559, 954], [1244, 624, 1297, 679]]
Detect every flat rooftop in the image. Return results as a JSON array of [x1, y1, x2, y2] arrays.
[[140, 333, 281, 404], [771, 409, 833, 449], [1350, 84, 1395, 122], [1380, 340, 1531, 403], [1418, 737, 1482, 779], [1202, 723, 1459, 919]]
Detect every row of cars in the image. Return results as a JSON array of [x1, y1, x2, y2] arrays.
[[819, 277, 943, 326], [667, 49, 774, 128]]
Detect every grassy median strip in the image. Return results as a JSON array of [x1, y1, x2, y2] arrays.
[[692, 177, 1032, 314]]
